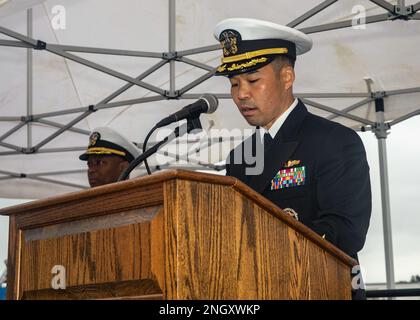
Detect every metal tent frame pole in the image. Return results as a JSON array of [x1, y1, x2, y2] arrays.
[[27, 9, 33, 151], [373, 98, 395, 290]]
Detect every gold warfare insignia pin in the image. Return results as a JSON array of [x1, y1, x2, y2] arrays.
[[284, 160, 301, 168], [220, 30, 240, 57], [89, 132, 100, 147]]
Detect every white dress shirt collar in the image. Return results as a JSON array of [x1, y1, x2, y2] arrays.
[[259, 98, 299, 142]]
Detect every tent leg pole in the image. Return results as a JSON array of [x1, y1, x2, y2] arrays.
[[169, 0, 176, 96], [377, 138, 396, 291], [374, 98, 396, 291], [27, 9, 33, 150]]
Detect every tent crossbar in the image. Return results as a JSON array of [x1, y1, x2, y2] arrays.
[[182, 92, 373, 99], [32, 107, 89, 120], [96, 59, 168, 105], [36, 147, 85, 153], [328, 97, 374, 121], [25, 169, 86, 177], [177, 57, 215, 72], [30, 60, 168, 120], [383, 86, 420, 97], [0, 176, 14, 181], [177, 45, 220, 57], [0, 170, 84, 188], [0, 117, 22, 122], [0, 39, 31, 48], [0, 26, 166, 96], [158, 149, 221, 170], [287, 0, 339, 28], [178, 71, 215, 96], [27, 176, 87, 189], [0, 26, 38, 46], [0, 170, 20, 178], [33, 111, 93, 151], [36, 119, 90, 136], [0, 141, 23, 153], [96, 95, 166, 110], [389, 108, 420, 126], [0, 151, 20, 156], [414, 2, 420, 12], [0, 134, 245, 157], [0, 121, 26, 142], [181, 93, 232, 99], [301, 98, 375, 126], [0, 170, 87, 188], [369, 0, 395, 13], [0, 40, 162, 59], [295, 93, 370, 98], [45, 46, 166, 96], [48, 44, 162, 58], [137, 164, 220, 173], [299, 13, 390, 34]]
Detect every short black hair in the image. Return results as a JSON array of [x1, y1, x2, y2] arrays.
[[272, 55, 296, 70]]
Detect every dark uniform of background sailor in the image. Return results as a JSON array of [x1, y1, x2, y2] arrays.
[[214, 18, 372, 299], [79, 127, 140, 188]]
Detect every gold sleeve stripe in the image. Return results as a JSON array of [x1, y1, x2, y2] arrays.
[[86, 147, 126, 157], [222, 48, 288, 63]]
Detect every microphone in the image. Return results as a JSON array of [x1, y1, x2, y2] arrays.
[[156, 94, 218, 128]]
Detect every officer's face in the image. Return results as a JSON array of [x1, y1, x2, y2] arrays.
[[86, 155, 129, 188], [229, 62, 295, 129]]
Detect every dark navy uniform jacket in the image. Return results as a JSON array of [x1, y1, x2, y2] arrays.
[[225, 99, 372, 261]]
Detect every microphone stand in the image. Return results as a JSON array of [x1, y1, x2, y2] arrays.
[[118, 116, 203, 182]]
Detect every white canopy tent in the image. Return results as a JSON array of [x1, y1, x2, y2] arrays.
[[1, 0, 420, 290]]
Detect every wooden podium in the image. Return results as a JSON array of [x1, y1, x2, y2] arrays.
[[0, 170, 356, 300]]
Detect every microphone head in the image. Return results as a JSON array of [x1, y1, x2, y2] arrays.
[[201, 94, 219, 114]]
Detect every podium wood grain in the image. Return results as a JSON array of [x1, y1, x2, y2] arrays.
[[1, 170, 356, 300]]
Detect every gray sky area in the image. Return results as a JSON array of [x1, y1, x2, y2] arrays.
[[358, 115, 420, 284], [1, 116, 419, 284]]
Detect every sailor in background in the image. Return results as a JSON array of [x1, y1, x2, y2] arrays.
[[215, 18, 372, 299], [79, 127, 140, 187]]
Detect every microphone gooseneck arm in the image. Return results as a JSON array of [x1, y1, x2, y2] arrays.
[[118, 123, 188, 182], [143, 125, 158, 175], [118, 116, 203, 181]]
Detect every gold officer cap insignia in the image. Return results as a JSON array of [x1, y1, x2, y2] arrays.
[[89, 132, 100, 147]]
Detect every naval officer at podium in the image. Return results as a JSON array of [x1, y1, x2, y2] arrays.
[[215, 18, 372, 299]]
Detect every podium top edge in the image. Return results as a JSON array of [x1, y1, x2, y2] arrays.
[[0, 170, 233, 216]]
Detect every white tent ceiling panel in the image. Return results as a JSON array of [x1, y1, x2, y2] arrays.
[[175, 0, 324, 50], [1, 48, 26, 117], [42, 0, 169, 52], [1, 0, 420, 198]]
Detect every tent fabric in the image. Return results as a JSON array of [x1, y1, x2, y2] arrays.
[[1, 0, 420, 198]]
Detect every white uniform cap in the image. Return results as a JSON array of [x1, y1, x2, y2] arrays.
[[213, 18, 313, 76], [214, 18, 313, 55], [79, 127, 141, 162]]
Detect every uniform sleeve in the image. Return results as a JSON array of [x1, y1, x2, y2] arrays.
[[307, 126, 372, 257]]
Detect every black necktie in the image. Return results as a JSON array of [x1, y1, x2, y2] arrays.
[[263, 132, 273, 153]]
